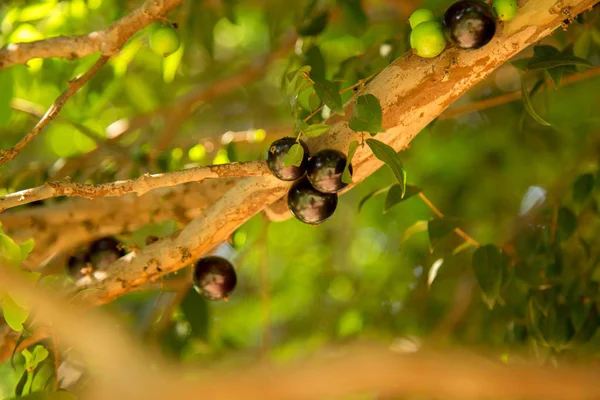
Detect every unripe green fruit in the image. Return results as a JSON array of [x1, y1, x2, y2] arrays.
[[409, 8, 435, 29], [410, 21, 447, 58], [492, 0, 518, 21], [150, 26, 181, 57]]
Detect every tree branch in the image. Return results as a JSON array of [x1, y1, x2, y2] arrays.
[[0, 161, 269, 212], [68, 0, 600, 306], [0, 55, 110, 167], [0, 0, 183, 71]]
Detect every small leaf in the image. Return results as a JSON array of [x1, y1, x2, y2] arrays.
[[342, 141, 358, 184], [472, 244, 505, 309], [428, 217, 462, 250], [557, 207, 577, 241], [14, 369, 28, 397], [305, 46, 326, 82], [314, 80, 344, 114], [452, 240, 474, 256], [0, 233, 23, 267], [573, 173, 595, 205], [533, 45, 560, 58], [302, 124, 330, 138], [527, 54, 592, 70], [349, 94, 385, 134], [18, 239, 35, 262], [283, 143, 304, 167], [1, 295, 29, 331], [365, 139, 406, 193], [29, 345, 49, 369], [357, 186, 392, 213], [402, 220, 428, 244], [428, 258, 444, 288], [510, 58, 532, 71], [521, 77, 551, 126], [383, 184, 421, 213]]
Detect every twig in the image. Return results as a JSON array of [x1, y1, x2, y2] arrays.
[[418, 193, 480, 248], [440, 66, 600, 120], [0, 55, 110, 167], [0, 0, 183, 71], [0, 160, 269, 212]]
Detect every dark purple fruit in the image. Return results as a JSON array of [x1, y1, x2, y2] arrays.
[[287, 177, 338, 225], [193, 256, 237, 301], [306, 149, 352, 194], [444, 0, 496, 50], [266, 137, 310, 181], [88, 237, 125, 270]]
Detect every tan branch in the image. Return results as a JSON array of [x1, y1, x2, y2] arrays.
[[0, 0, 182, 71], [69, 0, 600, 305], [0, 55, 110, 167], [0, 161, 269, 212]]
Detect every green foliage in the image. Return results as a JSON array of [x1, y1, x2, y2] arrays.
[[365, 139, 406, 196], [283, 142, 304, 167], [349, 95, 385, 134], [342, 140, 358, 184]]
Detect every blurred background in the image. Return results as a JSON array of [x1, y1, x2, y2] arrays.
[[1, 0, 600, 398]]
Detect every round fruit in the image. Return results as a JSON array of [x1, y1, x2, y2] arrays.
[[193, 256, 237, 301], [444, 0, 496, 50], [410, 21, 447, 58], [266, 137, 310, 181], [150, 25, 181, 57], [492, 0, 518, 21], [306, 149, 352, 194], [287, 177, 338, 225], [88, 237, 125, 270], [409, 8, 435, 29]]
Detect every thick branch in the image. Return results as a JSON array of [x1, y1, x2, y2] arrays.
[[69, 0, 600, 305], [0, 55, 110, 167], [0, 161, 269, 212], [0, 0, 182, 71]]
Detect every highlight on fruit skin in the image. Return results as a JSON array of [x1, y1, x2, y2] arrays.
[[287, 176, 338, 225], [150, 25, 181, 57], [306, 149, 352, 194], [409, 8, 435, 29], [444, 0, 497, 50], [266, 137, 310, 181], [410, 21, 447, 58], [492, 0, 518, 21], [193, 256, 238, 301]]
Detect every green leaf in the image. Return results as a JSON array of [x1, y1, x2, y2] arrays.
[[27, 345, 49, 370], [402, 220, 428, 244], [510, 58, 532, 71], [305, 46, 326, 82], [533, 45, 560, 58], [357, 186, 392, 213], [2, 295, 29, 331], [573, 173, 595, 205], [0, 233, 23, 267], [302, 124, 330, 138], [18, 239, 35, 262], [527, 54, 592, 70], [180, 287, 209, 339], [297, 10, 329, 37], [383, 184, 422, 213], [521, 77, 551, 126], [472, 245, 505, 309], [428, 217, 462, 250], [557, 207, 577, 241], [314, 80, 344, 115], [342, 141, 358, 185], [283, 143, 304, 167], [349, 95, 385, 134], [365, 139, 406, 193]]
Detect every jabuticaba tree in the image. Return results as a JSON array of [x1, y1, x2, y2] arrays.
[[0, 0, 600, 398]]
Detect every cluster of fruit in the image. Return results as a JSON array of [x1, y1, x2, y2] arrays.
[[409, 0, 518, 58], [266, 137, 353, 225]]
